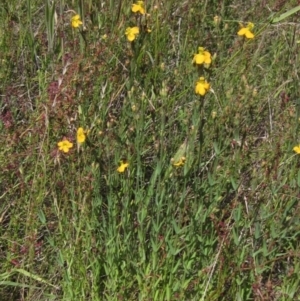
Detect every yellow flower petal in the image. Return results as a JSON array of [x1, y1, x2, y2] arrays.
[[131, 27, 139, 34], [206, 81, 210, 89], [195, 84, 206, 96], [195, 77, 210, 96], [125, 27, 139, 42], [127, 34, 135, 41], [203, 52, 212, 64], [293, 145, 300, 154], [247, 22, 254, 30], [238, 25, 254, 39], [237, 28, 248, 36], [77, 127, 86, 144], [71, 14, 83, 28], [173, 157, 186, 167], [193, 53, 205, 64], [132, 1, 145, 14], [245, 30, 254, 39], [58, 140, 73, 153], [193, 47, 211, 66], [117, 161, 129, 173]]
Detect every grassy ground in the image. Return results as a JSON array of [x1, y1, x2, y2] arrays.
[[1, 0, 300, 300]]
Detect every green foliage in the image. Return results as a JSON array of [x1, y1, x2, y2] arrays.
[[1, 0, 300, 300]]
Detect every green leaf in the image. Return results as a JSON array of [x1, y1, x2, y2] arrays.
[[1, 269, 59, 289], [0, 281, 39, 289], [271, 6, 300, 23], [232, 227, 239, 246], [37, 208, 46, 224], [254, 222, 261, 239]]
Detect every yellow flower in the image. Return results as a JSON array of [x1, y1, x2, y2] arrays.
[[125, 26, 139, 42], [117, 160, 129, 173], [58, 139, 73, 153], [293, 145, 300, 154], [173, 157, 186, 167], [71, 14, 83, 28], [237, 22, 254, 39], [193, 47, 212, 65], [77, 127, 86, 144], [195, 77, 210, 96], [213, 15, 221, 26], [132, 1, 145, 15]]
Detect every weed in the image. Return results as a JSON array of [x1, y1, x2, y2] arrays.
[[1, 1, 300, 300]]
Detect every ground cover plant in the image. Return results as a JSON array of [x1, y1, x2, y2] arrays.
[[1, 0, 300, 300]]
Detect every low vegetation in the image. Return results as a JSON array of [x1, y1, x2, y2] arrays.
[[1, 0, 300, 300]]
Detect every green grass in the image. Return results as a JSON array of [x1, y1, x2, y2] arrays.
[[1, 0, 300, 300]]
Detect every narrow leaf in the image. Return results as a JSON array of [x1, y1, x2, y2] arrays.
[[271, 6, 300, 23]]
